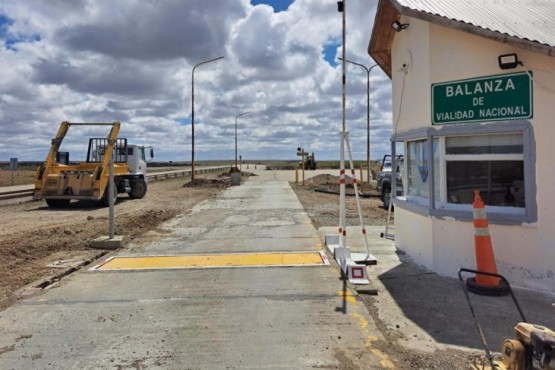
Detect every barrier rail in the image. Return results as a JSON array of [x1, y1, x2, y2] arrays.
[[0, 166, 230, 201]]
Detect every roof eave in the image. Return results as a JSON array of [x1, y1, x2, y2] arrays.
[[368, 0, 400, 79], [400, 6, 555, 58], [368, 0, 555, 80]]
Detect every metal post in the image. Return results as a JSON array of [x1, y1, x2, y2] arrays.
[[302, 154, 305, 185], [338, 57, 378, 184], [108, 158, 115, 239], [191, 56, 224, 181], [235, 116, 237, 169], [235, 111, 250, 170], [340, 0, 346, 249], [366, 68, 371, 183], [9, 157, 17, 186]]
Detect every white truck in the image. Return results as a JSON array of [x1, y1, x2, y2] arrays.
[[376, 154, 404, 209]]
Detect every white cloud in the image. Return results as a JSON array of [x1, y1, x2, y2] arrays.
[[0, 0, 392, 162]]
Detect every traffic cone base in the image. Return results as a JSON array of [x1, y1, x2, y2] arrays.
[[466, 276, 509, 296]]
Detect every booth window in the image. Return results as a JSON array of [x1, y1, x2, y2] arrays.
[[394, 121, 536, 224]]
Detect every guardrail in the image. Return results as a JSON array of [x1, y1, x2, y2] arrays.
[[0, 166, 230, 201], [148, 166, 228, 181], [0, 187, 35, 201]]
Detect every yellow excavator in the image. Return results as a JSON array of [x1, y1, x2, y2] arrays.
[[34, 121, 153, 208]]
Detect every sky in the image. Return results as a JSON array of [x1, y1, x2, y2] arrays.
[[0, 0, 393, 162]]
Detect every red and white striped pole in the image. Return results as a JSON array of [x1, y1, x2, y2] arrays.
[[339, 0, 347, 249]]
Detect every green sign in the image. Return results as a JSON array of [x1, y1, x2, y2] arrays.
[[431, 72, 532, 125]]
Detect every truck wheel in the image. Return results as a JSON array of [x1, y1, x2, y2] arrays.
[[46, 199, 70, 208], [101, 185, 118, 207], [129, 179, 147, 199]]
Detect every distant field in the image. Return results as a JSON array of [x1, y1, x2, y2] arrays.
[[0, 168, 36, 187], [0, 164, 221, 187], [0, 160, 382, 187]]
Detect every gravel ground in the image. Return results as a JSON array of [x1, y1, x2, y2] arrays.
[[2, 170, 536, 369], [291, 174, 391, 229], [0, 172, 229, 311]]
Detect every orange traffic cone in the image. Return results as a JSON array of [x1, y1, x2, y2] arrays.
[[466, 190, 509, 295]]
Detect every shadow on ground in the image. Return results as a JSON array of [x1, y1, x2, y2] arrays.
[[374, 260, 555, 352]]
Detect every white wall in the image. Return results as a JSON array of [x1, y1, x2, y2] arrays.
[[391, 17, 431, 132], [390, 16, 555, 293]]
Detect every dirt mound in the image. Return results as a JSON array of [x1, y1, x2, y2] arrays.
[[183, 177, 230, 188], [183, 172, 255, 188], [307, 174, 353, 186], [304, 174, 362, 195]]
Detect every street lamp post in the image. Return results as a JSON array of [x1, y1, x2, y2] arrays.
[[338, 57, 378, 183], [234, 111, 250, 170], [191, 56, 224, 181]]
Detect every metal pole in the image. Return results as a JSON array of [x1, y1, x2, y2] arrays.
[[338, 57, 378, 183], [302, 153, 305, 185], [191, 67, 195, 181], [191, 56, 224, 181], [367, 68, 370, 183], [108, 158, 115, 239], [340, 0, 346, 249], [235, 111, 250, 170], [235, 115, 238, 169]]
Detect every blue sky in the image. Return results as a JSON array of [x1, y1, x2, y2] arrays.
[[252, 0, 339, 67], [251, 0, 294, 12], [0, 0, 390, 162]]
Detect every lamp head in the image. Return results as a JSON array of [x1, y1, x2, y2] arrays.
[[498, 53, 521, 69], [337, 1, 344, 12], [391, 20, 409, 32]]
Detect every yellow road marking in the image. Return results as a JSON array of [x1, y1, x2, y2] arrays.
[[338, 290, 397, 369], [338, 290, 357, 304], [93, 251, 328, 270]]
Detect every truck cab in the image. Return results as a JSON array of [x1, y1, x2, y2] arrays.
[[376, 154, 404, 209], [124, 145, 153, 177]]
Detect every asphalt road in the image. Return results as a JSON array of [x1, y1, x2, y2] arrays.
[[0, 170, 390, 369]]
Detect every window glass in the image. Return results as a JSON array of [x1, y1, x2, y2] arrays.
[[446, 161, 524, 207], [432, 137, 440, 201], [445, 133, 524, 208], [446, 134, 522, 154], [407, 140, 429, 198]]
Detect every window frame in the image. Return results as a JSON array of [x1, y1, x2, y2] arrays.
[[391, 120, 536, 225]]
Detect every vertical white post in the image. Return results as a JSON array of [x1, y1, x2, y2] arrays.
[[345, 134, 371, 259], [339, 0, 347, 249], [302, 153, 305, 185]]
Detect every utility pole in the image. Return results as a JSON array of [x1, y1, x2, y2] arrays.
[[191, 56, 224, 181]]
